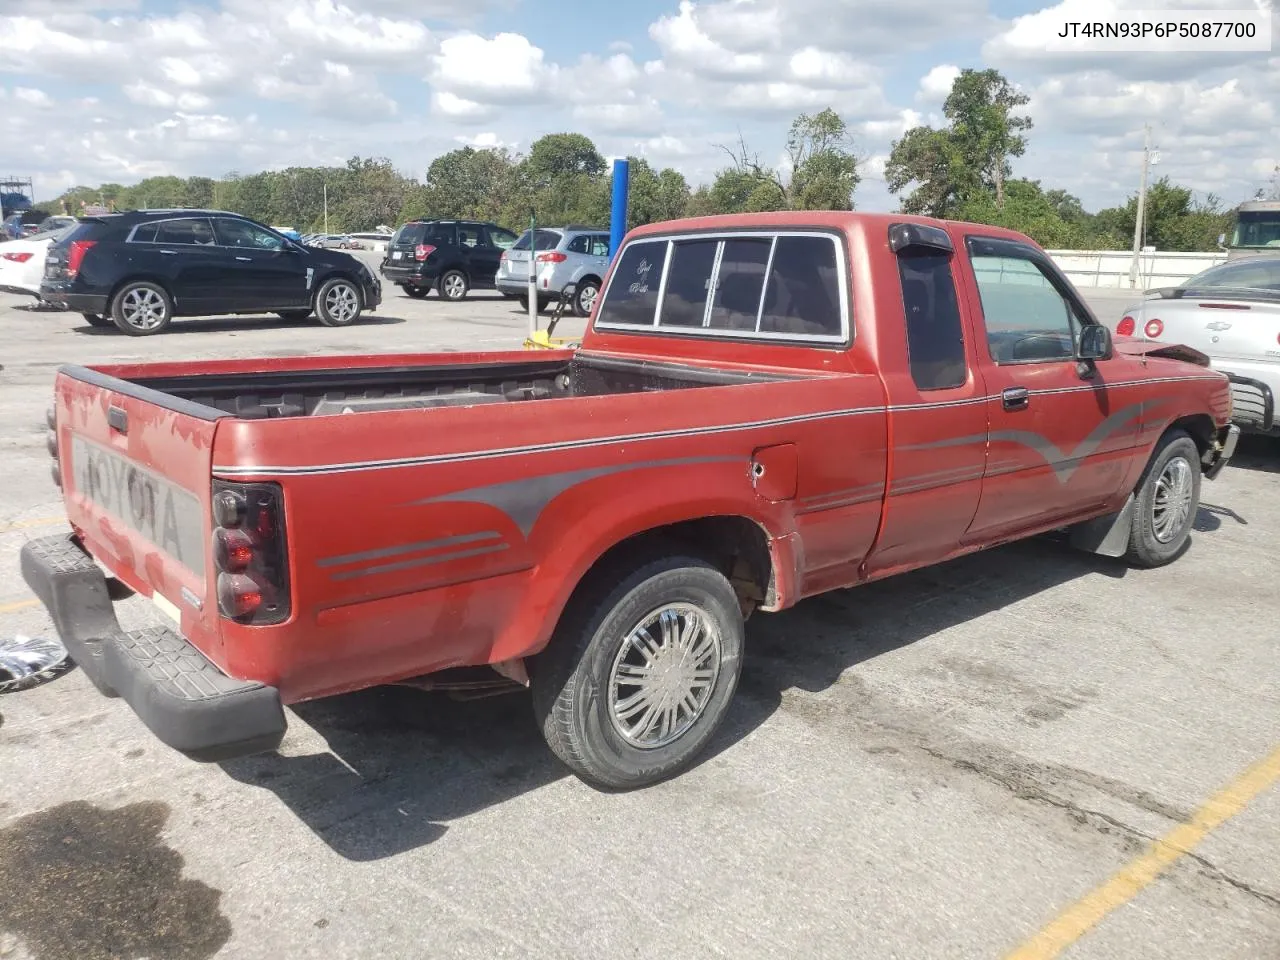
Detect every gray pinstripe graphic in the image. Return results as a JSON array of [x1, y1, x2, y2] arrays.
[[330, 543, 511, 581], [319, 531, 502, 568], [412, 456, 745, 537]]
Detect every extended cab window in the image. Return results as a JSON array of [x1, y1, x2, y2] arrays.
[[595, 240, 664, 326], [898, 249, 966, 390], [969, 243, 1080, 364]]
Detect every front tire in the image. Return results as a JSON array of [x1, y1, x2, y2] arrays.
[[530, 554, 744, 791], [110, 282, 172, 336], [438, 269, 469, 301], [1124, 429, 1201, 568], [314, 277, 363, 327]]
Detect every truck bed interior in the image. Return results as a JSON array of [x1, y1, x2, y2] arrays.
[[89, 353, 801, 420]]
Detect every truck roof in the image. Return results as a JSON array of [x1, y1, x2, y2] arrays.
[[622, 210, 1041, 248]]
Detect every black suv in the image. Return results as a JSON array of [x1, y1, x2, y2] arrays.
[[379, 219, 519, 300], [40, 209, 382, 336]]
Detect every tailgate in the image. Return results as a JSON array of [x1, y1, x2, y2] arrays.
[[54, 365, 222, 647]]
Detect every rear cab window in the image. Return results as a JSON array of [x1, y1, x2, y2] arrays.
[[594, 229, 848, 344]]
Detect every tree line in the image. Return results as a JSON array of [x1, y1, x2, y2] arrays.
[[52, 69, 1258, 251]]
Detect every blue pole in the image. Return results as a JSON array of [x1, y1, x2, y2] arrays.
[[609, 158, 629, 258]]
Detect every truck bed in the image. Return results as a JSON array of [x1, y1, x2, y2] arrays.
[[92, 352, 801, 420]]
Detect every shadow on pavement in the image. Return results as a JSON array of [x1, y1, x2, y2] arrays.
[[1227, 434, 1280, 475], [215, 528, 1209, 861]]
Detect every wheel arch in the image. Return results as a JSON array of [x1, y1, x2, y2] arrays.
[[511, 507, 796, 667]]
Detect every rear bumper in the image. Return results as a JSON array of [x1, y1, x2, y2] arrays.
[[19, 533, 286, 762], [38, 282, 108, 315], [380, 262, 434, 286]]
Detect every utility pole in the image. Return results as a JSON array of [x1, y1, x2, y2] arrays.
[[323, 183, 329, 235], [1129, 124, 1152, 289]]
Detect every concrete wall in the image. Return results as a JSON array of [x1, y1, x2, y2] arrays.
[[1043, 249, 1226, 289]]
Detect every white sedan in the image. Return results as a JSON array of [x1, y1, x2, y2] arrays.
[[1119, 256, 1280, 436], [0, 224, 74, 300]]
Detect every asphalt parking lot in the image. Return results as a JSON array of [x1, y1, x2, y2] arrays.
[[1, 285, 1277, 960]]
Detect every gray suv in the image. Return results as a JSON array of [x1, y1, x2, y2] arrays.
[[495, 225, 611, 317]]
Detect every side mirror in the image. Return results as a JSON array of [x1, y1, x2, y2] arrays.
[[1077, 323, 1113, 362]]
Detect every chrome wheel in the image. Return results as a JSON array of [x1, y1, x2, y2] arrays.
[[1152, 456, 1194, 543], [120, 287, 167, 330], [442, 272, 466, 300], [323, 282, 360, 323], [577, 283, 598, 315], [607, 603, 722, 750]]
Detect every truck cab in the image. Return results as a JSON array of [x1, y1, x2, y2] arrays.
[[1223, 200, 1280, 260]]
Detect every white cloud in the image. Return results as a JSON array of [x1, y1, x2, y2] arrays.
[[429, 32, 554, 103], [917, 64, 960, 102]]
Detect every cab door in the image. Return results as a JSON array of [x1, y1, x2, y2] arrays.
[[958, 236, 1139, 543], [863, 223, 989, 578]]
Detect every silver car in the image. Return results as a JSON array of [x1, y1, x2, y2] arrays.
[[1118, 256, 1280, 436], [495, 225, 611, 317]]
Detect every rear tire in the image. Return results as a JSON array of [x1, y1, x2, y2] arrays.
[[530, 554, 744, 791], [314, 277, 363, 327], [573, 279, 600, 318], [110, 282, 172, 336], [405, 286, 430, 299], [82, 313, 111, 328], [438, 269, 469, 301], [1124, 429, 1201, 568]]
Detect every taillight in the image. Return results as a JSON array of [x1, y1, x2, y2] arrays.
[[211, 480, 290, 625], [1116, 316, 1136, 336], [499, 251, 508, 261], [1144, 318, 1164, 339], [2, 252, 33, 262], [414, 243, 436, 261], [537, 251, 568, 263], [66, 239, 96, 277], [46, 405, 61, 490]]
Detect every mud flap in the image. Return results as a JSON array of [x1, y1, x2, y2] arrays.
[[1067, 494, 1135, 558]]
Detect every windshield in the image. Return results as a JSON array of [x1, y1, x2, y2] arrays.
[[1230, 211, 1280, 249], [512, 229, 562, 251]]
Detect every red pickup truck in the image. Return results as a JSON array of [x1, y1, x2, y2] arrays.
[[22, 212, 1238, 790]]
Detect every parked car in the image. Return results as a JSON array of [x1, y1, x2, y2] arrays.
[[1118, 255, 1280, 436], [379, 218, 519, 300], [23, 212, 1236, 791], [38, 209, 381, 335], [0, 222, 77, 299], [496, 225, 612, 317]]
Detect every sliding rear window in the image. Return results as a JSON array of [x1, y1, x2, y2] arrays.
[[595, 230, 849, 344]]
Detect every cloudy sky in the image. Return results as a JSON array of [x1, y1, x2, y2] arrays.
[[0, 0, 1276, 214]]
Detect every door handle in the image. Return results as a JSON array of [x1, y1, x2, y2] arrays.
[[159, 249, 177, 255], [235, 256, 252, 261], [1002, 386, 1030, 411]]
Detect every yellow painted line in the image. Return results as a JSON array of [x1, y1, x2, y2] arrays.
[[1007, 743, 1280, 960], [0, 516, 64, 533], [0, 598, 39, 615]]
